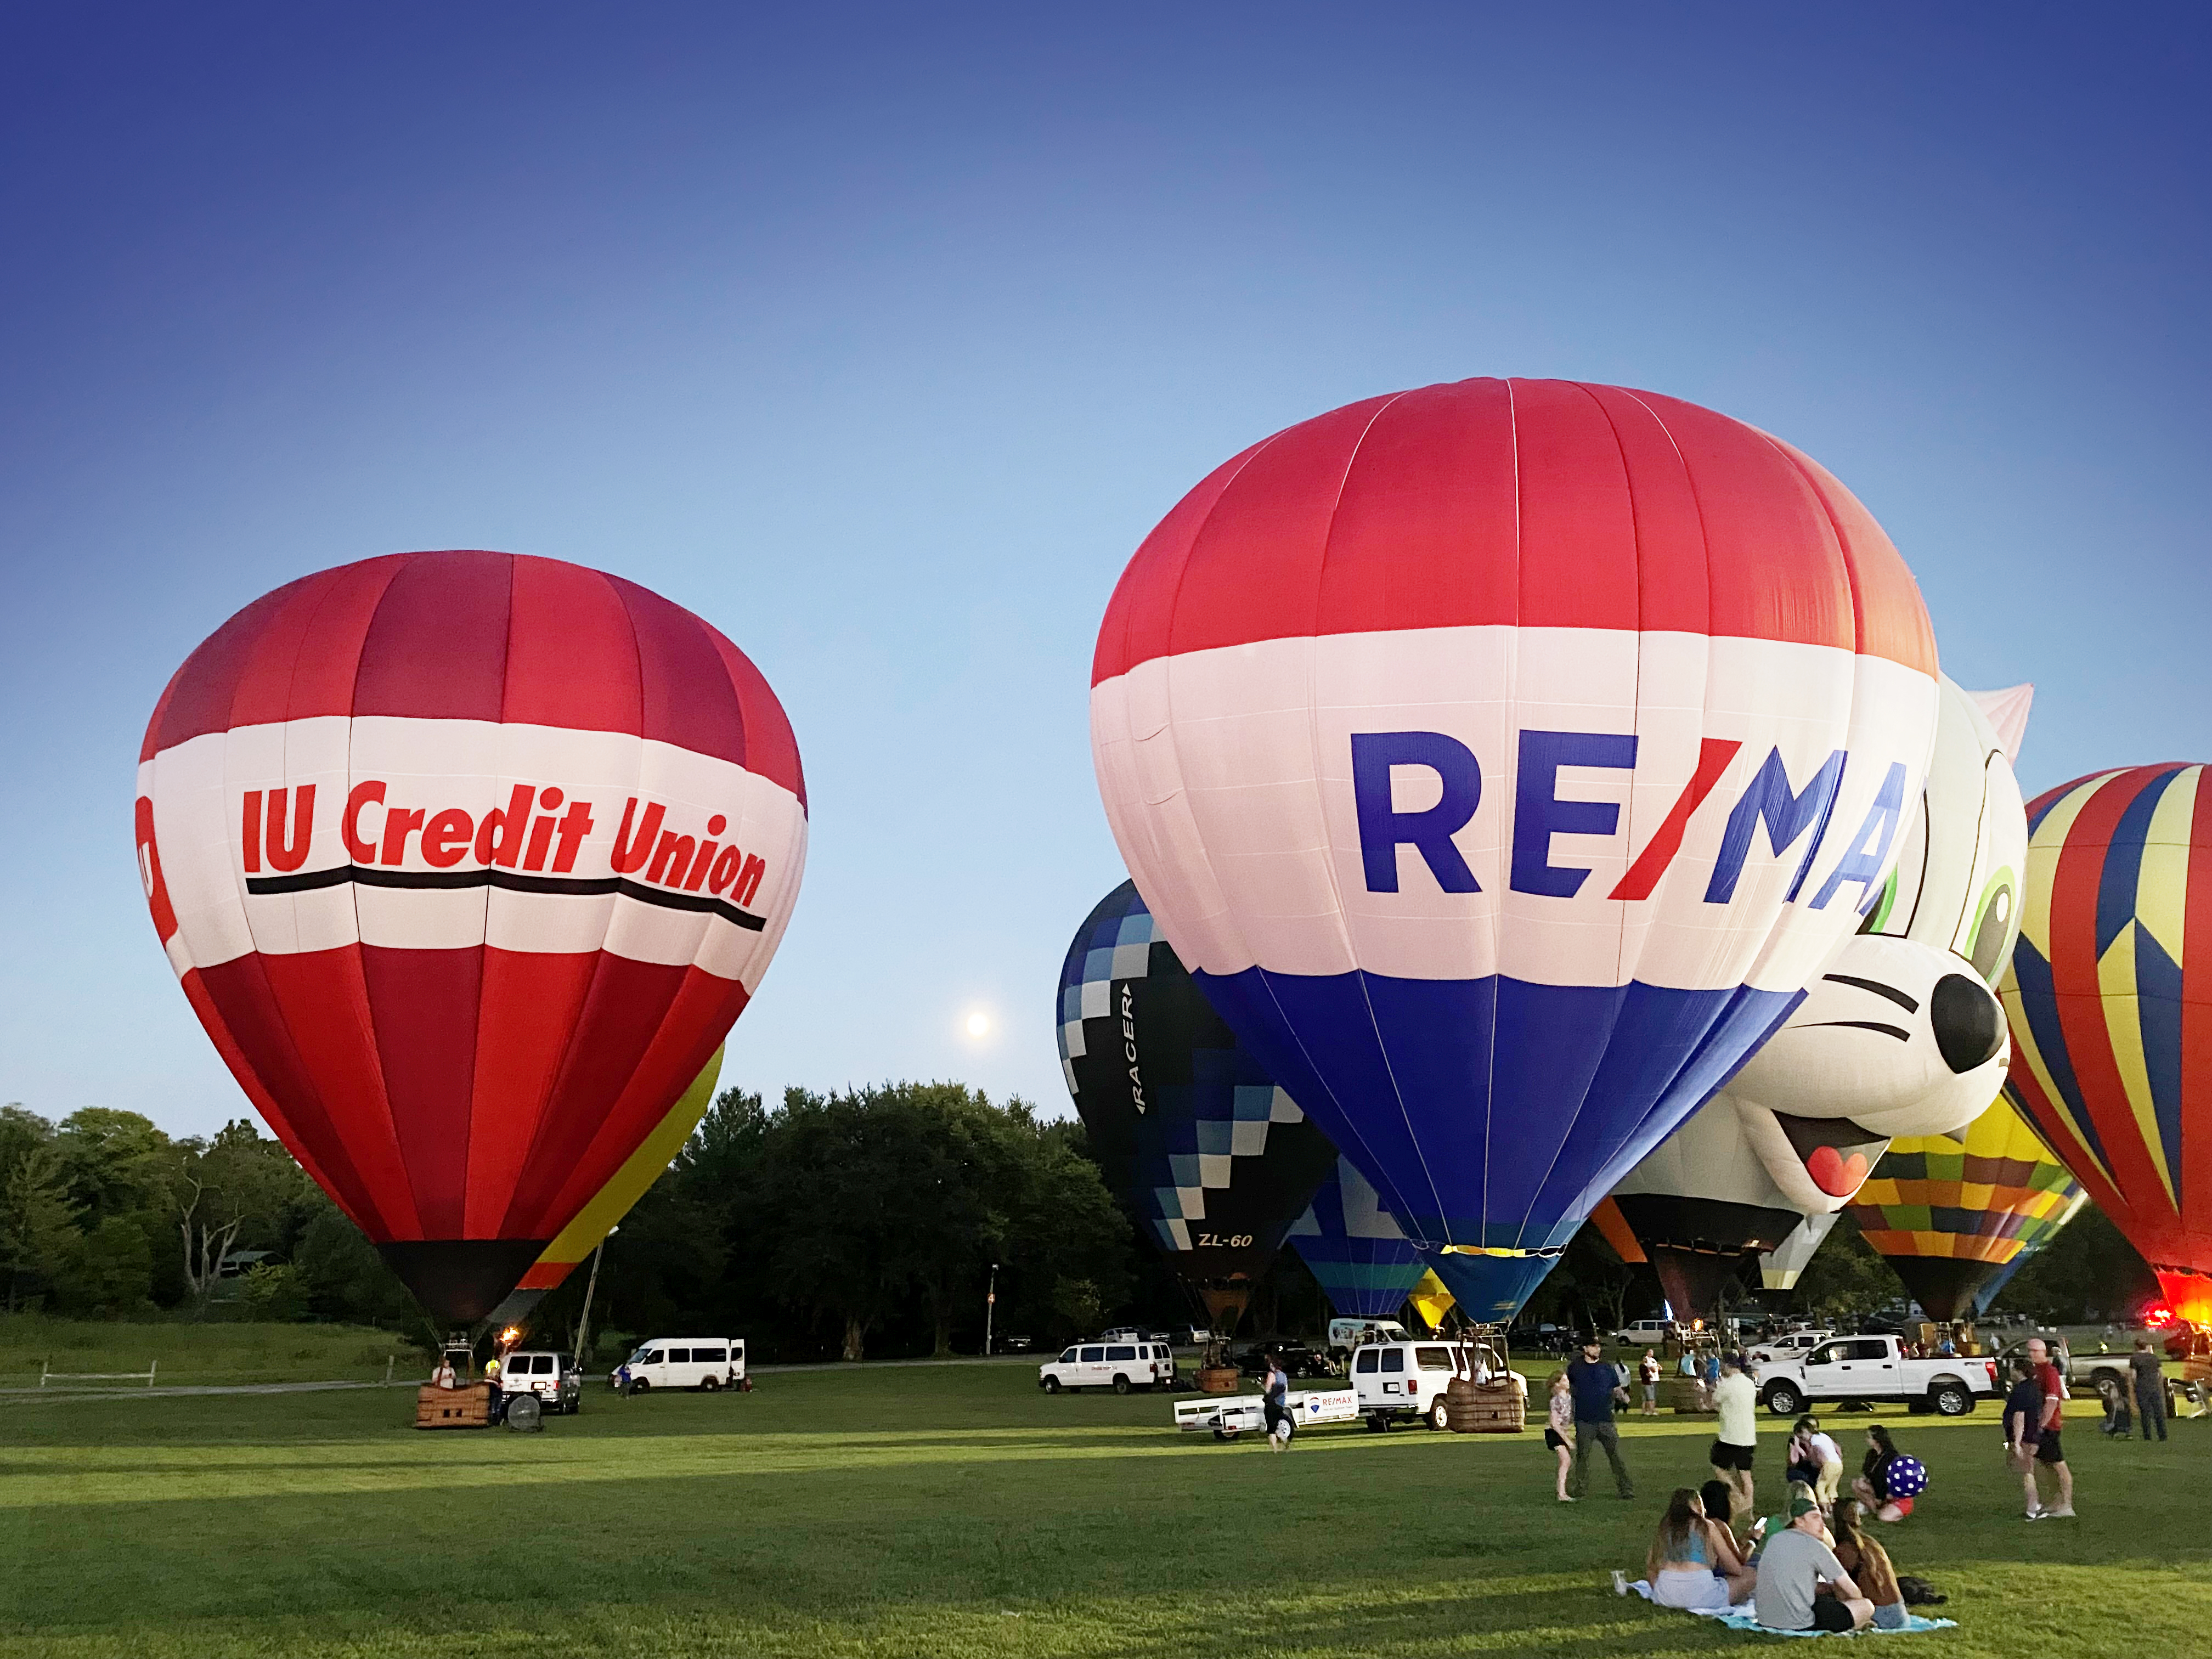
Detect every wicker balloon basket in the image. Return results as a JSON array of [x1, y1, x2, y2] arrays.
[[1444, 1375, 1525, 1433], [1197, 1365, 1243, 1395]]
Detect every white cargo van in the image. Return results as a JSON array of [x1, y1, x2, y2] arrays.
[[1352, 1339, 1527, 1431], [1039, 1339, 1177, 1393], [612, 1338, 746, 1393], [1327, 1317, 1412, 1359]]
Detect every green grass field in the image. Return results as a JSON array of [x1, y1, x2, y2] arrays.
[[2, 1357, 2204, 1659], [0, 1314, 425, 1389]]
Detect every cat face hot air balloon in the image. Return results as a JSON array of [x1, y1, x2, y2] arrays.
[[1092, 378, 1939, 1321], [136, 551, 806, 1327], [2002, 763, 2212, 1322], [1288, 1155, 1431, 1321], [1056, 881, 1338, 1332], [1608, 676, 2019, 1314]]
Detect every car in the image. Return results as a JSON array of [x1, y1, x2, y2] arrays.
[[1237, 1341, 1334, 1380], [610, 1337, 746, 1394], [1038, 1339, 1178, 1393], [498, 1351, 583, 1414], [1612, 1319, 1672, 1346], [996, 1334, 1034, 1353], [1325, 1317, 1412, 1358], [1747, 1328, 1832, 1367], [1351, 1339, 1527, 1431]]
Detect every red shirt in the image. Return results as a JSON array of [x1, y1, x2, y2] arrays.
[[2035, 1361, 2065, 1431]]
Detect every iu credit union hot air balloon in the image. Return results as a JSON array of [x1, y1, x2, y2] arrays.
[[134, 550, 806, 1329], [1091, 377, 1941, 1322], [2001, 763, 2212, 1322], [1056, 881, 1338, 1335]]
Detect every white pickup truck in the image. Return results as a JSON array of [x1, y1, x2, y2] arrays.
[[1756, 1334, 1999, 1418]]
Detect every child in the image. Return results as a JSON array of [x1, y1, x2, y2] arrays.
[[1545, 1372, 1575, 1501]]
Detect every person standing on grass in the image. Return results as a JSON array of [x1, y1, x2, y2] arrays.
[[1545, 1372, 1576, 1501], [1566, 1336, 1634, 1501], [2130, 1338, 2168, 1442], [1753, 1494, 1872, 1633], [1262, 1352, 1293, 1452], [2002, 1357, 2044, 1518], [1710, 1353, 1758, 1520], [1639, 1348, 1661, 1416], [2024, 1336, 2075, 1519], [1786, 1415, 1843, 1513]]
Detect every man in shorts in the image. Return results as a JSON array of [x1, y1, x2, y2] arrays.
[[2002, 1356, 2043, 1519], [1754, 1494, 1872, 1633], [2024, 1337, 2075, 1519], [1639, 1348, 1661, 1416], [1710, 1352, 1758, 1520]]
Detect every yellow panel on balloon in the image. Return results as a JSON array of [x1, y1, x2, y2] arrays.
[[512, 1047, 725, 1292], [1408, 1269, 1455, 1331]]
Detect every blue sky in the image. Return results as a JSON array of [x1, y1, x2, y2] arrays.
[[2, 3, 2205, 1139]]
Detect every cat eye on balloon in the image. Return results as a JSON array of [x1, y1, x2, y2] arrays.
[[1965, 867, 2018, 985]]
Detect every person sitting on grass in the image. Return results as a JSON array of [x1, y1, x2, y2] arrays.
[[1641, 1488, 1756, 1610], [1825, 1499, 1909, 1630], [1785, 1415, 1844, 1512], [1754, 1493, 1873, 1633], [1850, 1425, 1915, 1522]]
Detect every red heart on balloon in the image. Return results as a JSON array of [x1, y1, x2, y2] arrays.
[[1808, 1146, 1871, 1197]]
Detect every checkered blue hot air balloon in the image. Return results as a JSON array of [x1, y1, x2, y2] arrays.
[[1090, 379, 1942, 1323], [2002, 763, 2212, 1323], [1056, 881, 1338, 1334], [1288, 1156, 1431, 1321]]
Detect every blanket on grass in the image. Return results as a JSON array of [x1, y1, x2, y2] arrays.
[[1627, 1581, 1957, 1638]]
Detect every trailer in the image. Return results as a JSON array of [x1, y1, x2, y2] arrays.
[[1173, 1386, 1359, 1442]]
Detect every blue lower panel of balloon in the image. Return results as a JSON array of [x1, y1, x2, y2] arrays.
[[1290, 1240, 1429, 1319], [1192, 968, 1799, 1261], [1425, 1250, 1564, 1322]]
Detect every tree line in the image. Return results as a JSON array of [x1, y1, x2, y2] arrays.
[[0, 1085, 2158, 1353]]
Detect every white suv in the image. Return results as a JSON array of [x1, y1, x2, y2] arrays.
[[1612, 1320, 1672, 1345], [1039, 1340, 1177, 1394], [1352, 1339, 1525, 1430]]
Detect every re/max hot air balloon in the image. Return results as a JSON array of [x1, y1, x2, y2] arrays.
[[1847, 1093, 2085, 1321], [1608, 676, 2021, 1316], [1092, 378, 1939, 1321], [136, 551, 806, 1329], [1288, 1155, 1431, 1321], [2002, 764, 2212, 1322], [1057, 881, 1338, 1333]]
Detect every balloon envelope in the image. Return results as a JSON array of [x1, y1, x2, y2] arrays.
[[1056, 881, 1338, 1326], [2001, 764, 2212, 1321], [136, 551, 807, 1325], [1092, 377, 1938, 1321], [1847, 1093, 2085, 1321], [1289, 1155, 1431, 1319]]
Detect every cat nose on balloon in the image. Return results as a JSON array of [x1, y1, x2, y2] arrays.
[[1931, 973, 2004, 1074]]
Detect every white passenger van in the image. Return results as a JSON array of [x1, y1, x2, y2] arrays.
[[612, 1338, 746, 1393], [1039, 1339, 1178, 1394], [1352, 1339, 1526, 1431], [1327, 1317, 1412, 1359]]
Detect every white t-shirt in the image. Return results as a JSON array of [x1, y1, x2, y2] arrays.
[[1714, 1370, 1758, 1447], [1809, 1431, 1842, 1466]]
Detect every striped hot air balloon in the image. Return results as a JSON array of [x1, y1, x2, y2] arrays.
[[2001, 764, 2212, 1322], [136, 551, 806, 1328], [1847, 1093, 2085, 1320], [1091, 378, 1940, 1324]]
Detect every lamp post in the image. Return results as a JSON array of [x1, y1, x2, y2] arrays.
[[985, 1262, 998, 1356]]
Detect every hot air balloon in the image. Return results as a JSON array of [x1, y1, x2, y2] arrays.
[[1847, 1093, 2086, 1321], [485, 1046, 726, 1329], [1757, 1212, 1840, 1310], [2001, 763, 2212, 1323], [1967, 1189, 2090, 1317], [1406, 1269, 1456, 1333], [135, 550, 806, 1329], [1092, 377, 1940, 1322], [1289, 1155, 1431, 1319], [1608, 675, 2020, 1316], [1056, 881, 1337, 1334]]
